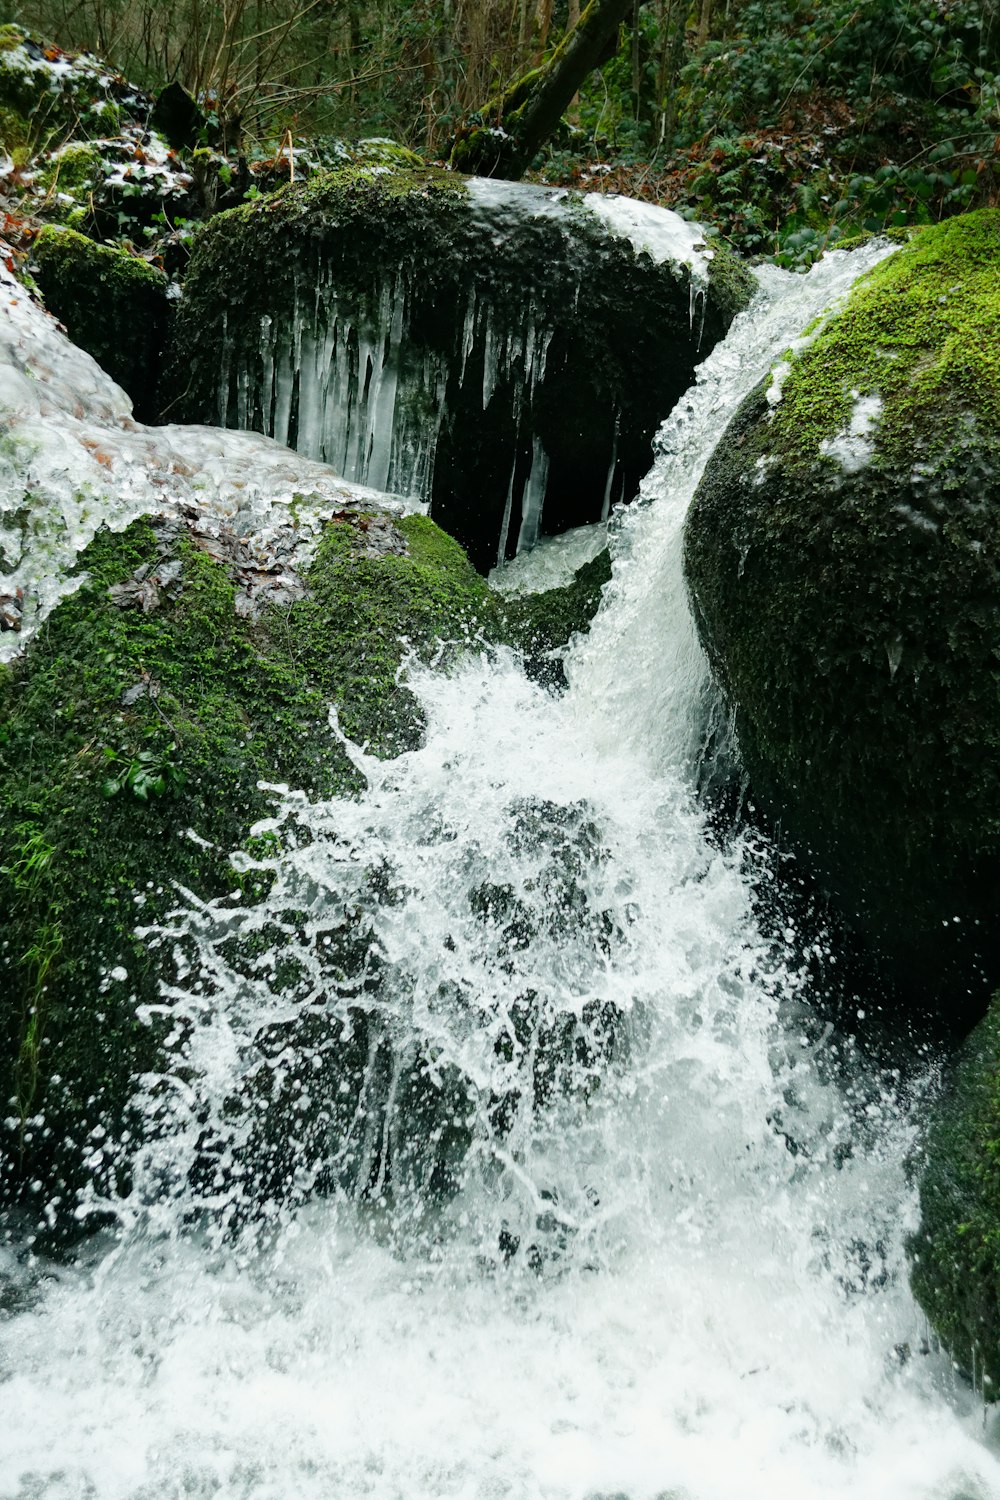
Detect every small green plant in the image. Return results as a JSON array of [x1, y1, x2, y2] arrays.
[[102, 741, 186, 801], [2, 822, 55, 898]]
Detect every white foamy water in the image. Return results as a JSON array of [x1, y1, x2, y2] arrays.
[[3, 243, 1000, 1500]]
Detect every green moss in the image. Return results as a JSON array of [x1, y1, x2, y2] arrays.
[[912, 997, 1000, 1392], [770, 210, 1000, 466], [0, 101, 29, 153], [32, 141, 103, 213], [0, 508, 501, 1229], [290, 512, 501, 754], [32, 225, 168, 420], [354, 138, 425, 168], [705, 239, 756, 325], [829, 226, 913, 253]]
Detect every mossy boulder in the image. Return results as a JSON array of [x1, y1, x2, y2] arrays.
[[32, 226, 169, 420], [0, 508, 503, 1234], [684, 210, 1000, 1017], [166, 165, 753, 573], [1, 492, 624, 1238], [0, 26, 139, 150], [911, 995, 1000, 1392]]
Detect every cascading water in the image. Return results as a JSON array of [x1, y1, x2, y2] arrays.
[[3, 243, 1000, 1500]]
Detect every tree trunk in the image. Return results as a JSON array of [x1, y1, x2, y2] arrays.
[[566, 0, 582, 122], [535, 0, 554, 61], [448, 0, 632, 179]]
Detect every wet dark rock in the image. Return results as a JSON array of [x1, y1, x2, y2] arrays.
[[150, 82, 205, 152], [32, 225, 168, 421], [911, 995, 1000, 1393], [167, 166, 753, 573], [684, 210, 1000, 1021]]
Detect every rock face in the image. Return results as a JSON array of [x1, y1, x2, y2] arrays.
[[33, 226, 168, 420], [0, 23, 144, 148], [167, 167, 753, 573], [684, 210, 1000, 1017], [0, 508, 506, 1233], [911, 996, 1000, 1392]]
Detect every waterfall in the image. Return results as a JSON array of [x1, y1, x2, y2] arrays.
[[4, 246, 1000, 1500]]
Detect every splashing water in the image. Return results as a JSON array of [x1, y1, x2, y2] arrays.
[[3, 244, 1000, 1500]]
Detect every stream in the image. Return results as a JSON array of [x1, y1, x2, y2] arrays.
[[2, 237, 999, 1500]]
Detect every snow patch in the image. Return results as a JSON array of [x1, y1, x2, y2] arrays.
[[820, 392, 882, 473], [583, 193, 713, 281], [466, 178, 713, 281]]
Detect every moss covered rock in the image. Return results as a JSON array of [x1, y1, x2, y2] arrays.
[[32, 226, 168, 420], [26, 140, 104, 220], [684, 210, 1000, 1016], [911, 995, 1000, 1393], [0, 507, 503, 1233], [167, 165, 753, 573]]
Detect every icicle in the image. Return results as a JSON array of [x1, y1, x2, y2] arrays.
[[236, 360, 250, 431], [364, 276, 405, 492], [689, 279, 707, 350], [483, 312, 499, 410], [259, 314, 274, 435], [516, 436, 549, 554], [459, 287, 478, 387], [271, 317, 295, 449], [601, 421, 620, 522], [496, 462, 516, 567], [536, 327, 553, 387], [296, 321, 324, 461], [217, 310, 231, 428]]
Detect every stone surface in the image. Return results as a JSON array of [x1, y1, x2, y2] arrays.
[[167, 166, 753, 572], [912, 994, 1000, 1393], [684, 210, 1000, 1017]]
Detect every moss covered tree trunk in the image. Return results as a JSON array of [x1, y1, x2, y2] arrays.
[[448, 0, 632, 178]]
